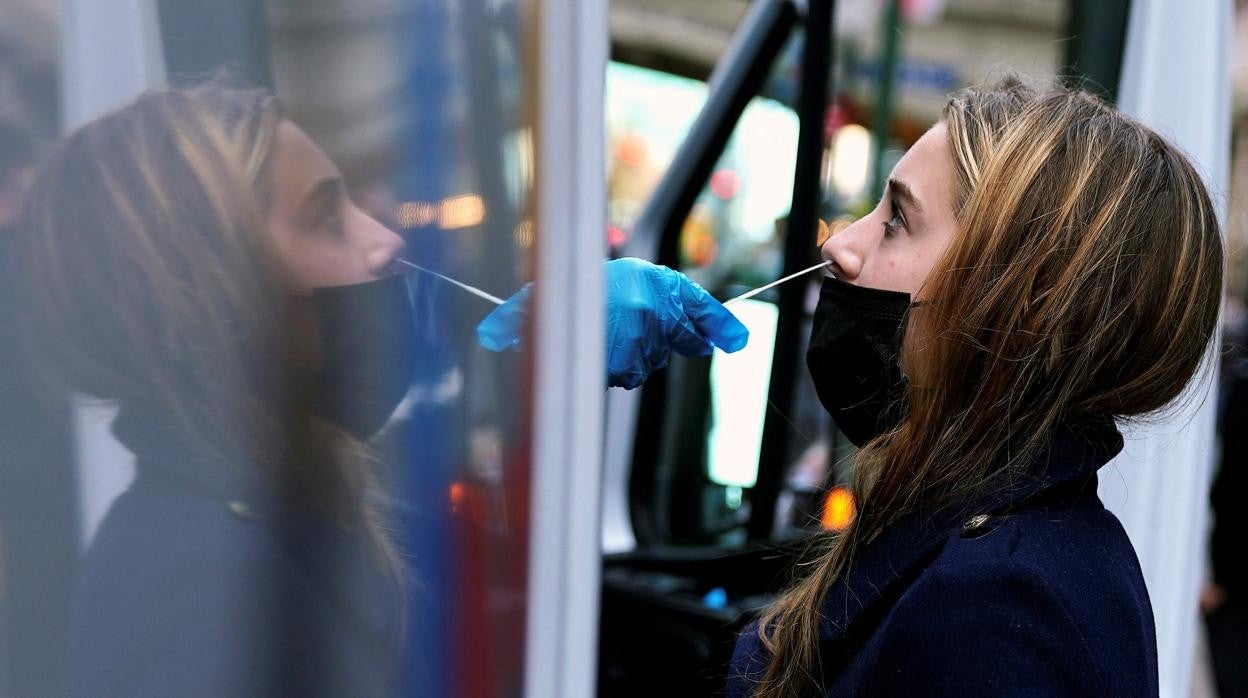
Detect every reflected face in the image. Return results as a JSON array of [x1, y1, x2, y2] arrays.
[[265, 121, 406, 294], [820, 123, 958, 299]]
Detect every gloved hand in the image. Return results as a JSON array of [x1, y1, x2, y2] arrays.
[[477, 257, 749, 389]]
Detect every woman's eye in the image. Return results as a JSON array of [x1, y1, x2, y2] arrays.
[[883, 203, 905, 237], [323, 211, 346, 238]]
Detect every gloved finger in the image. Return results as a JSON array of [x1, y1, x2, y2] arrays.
[[666, 310, 716, 357], [476, 284, 531, 352], [609, 343, 670, 389], [610, 368, 646, 390], [606, 325, 640, 388], [677, 275, 750, 353]]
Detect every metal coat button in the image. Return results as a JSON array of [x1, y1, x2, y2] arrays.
[[961, 514, 992, 538], [226, 500, 254, 520]]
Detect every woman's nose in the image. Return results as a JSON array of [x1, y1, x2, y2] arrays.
[[363, 214, 407, 277], [821, 216, 879, 282]]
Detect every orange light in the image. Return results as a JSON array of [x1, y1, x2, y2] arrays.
[[515, 220, 535, 247], [396, 201, 438, 229], [395, 194, 487, 230], [679, 214, 718, 267], [450, 482, 465, 512], [616, 133, 647, 167], [439, 194, 486, 229], [817, 217, 854, 247], [821, 486, 856, 531]]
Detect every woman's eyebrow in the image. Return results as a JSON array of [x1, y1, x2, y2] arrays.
[[888, 177, 923, 215]]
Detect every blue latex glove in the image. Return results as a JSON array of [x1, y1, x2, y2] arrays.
[[477, 258, 749, 389]]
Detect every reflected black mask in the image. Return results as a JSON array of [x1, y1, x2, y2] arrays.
[[310, 274, 416, 439], [806, 276, 912, 447]]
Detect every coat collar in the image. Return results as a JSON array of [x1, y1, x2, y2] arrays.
[[111, 401, 403, 644], [111, 400, 275, 506], [819, 416, 1123, 643]]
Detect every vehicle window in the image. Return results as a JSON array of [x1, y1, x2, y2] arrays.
[[606, 45, 846, 545], [607, 60, 799, 287]]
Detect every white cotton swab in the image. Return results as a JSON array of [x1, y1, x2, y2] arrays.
[[723, 260, 832, 307], [395, 258, 505, 305], [396, 257, 830, 310]]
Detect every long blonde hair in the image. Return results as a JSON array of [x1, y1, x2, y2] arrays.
[[15, 82, 398, 570], [752, 78, 1224, 697]]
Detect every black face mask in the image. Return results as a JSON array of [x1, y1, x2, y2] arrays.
[[806, 276, 913, 447], [310, 274, 417, 439]]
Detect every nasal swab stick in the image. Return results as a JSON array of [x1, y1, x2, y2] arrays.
[[396, 258, 505, 305], [723, 260, 832, 307], [396, 257, 830, 309]]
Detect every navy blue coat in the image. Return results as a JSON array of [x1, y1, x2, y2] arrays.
[[728, 420, 1158, 697], [65, 405, 403, 698]]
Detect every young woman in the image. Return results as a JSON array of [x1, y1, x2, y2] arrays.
[[729, 79, 1223, 696], [15, 83, 415, 697]]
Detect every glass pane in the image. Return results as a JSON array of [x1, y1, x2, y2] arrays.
[[0, 1, 536, 695], [606, 60, 800, 285], [606, 41, 815, 543]]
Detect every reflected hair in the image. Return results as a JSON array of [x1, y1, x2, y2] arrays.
[[750, 78, 1224, 697]]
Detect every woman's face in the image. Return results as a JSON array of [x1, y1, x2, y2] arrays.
[[821, 123, 959, 299], [265, 121, 406, 294]]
